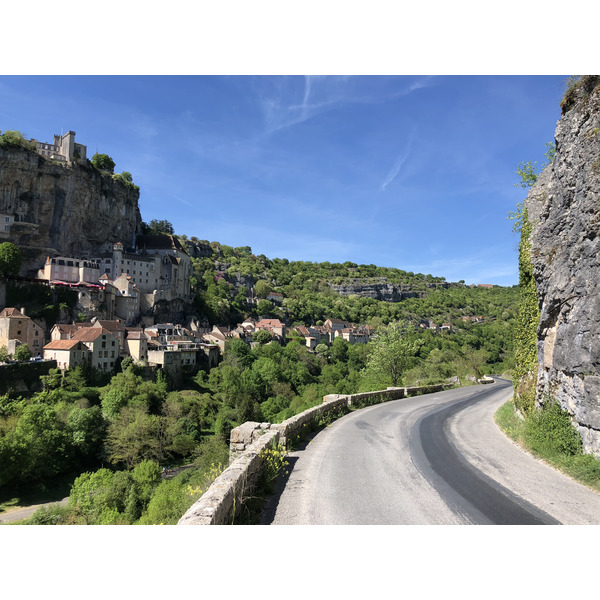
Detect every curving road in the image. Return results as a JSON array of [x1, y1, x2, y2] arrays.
[[261, 380, 600, 525]]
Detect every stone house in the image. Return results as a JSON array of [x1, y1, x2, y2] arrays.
[[50, 322, 92, 341], [102, 274, 141, 325], [134, 234, 192, 300], [94, 242, 161, 294], [124, 329, 149, 363], [324, 318, 353, 331], [266, 292, 284, 304], [203, 325, 238, 352], [0, 307, 46, 356], [71, 326, 119, 372], [144, 322, 188, 344], [37, 256, 100, 285], [43, 339, 89, 370], [255, 319, 286, 339], [92, 320, 127, 352]]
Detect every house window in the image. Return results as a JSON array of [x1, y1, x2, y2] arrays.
[[102, 341, 106, 348]]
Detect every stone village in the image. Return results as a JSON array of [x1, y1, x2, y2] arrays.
[[0, 129, 467, 382]]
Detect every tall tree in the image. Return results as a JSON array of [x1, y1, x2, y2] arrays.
[[145, 219, 174, 235], [0, 242, 22, 276], [365, 321, 419, 387]]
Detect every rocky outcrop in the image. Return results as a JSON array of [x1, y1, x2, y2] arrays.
[[525, 76, 600, 454], [0, 146, 142, 275], [330, 279, 453, 302], [331, 280, 424, 301]]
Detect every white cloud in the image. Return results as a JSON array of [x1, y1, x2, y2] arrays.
[[381, 138, 413, 191]]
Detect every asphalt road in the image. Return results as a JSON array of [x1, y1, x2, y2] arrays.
[[261, 380, 600, 525]]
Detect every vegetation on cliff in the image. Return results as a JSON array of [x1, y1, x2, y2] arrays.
[[511, 205, 539, 415], [0, 130, 36, 152], [560, 75, 600, 114], [509, 142, 557, 414], [0, 242, 22, 277]]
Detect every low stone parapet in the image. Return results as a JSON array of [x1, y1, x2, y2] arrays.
[[179, 429, 280, 525], [273, 394, 350, 447], [179, 381, 456, 525]]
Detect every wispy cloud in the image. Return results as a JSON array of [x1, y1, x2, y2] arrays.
[[380, 128, 417, 191], [381, 139, 413, 191], [260, 75, 343, 134], [259, 75, 433, 136]]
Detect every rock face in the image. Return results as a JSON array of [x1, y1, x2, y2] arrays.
[[525, 76, 600, 454], [331, 281, 423, 301], [0, 146, 142, 275], [331, 279, 451, 302]]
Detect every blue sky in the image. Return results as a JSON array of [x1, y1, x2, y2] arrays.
[[0, 75, 566, 286]]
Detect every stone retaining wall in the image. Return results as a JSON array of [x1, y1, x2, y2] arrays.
[[178, 382, 453, 525]]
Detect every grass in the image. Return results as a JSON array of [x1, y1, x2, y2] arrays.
[[495, 399, 600, 493]]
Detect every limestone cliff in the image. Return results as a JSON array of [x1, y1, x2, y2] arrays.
[[0, 146, 142, 275], [331, 279, 452, 302], [331, 281, 423, 301], [525, 76, 600, 454]]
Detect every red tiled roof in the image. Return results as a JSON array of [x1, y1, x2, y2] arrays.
[[94, 320, 126, 331], [72, 327, 112, 342], [43, 339, 85, 350], [256, 319, 284, 328]]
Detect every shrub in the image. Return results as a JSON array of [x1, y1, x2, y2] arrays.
[[524, 401, 582, 457], [25, 503, 75, 525], [91, 153, 115, 173]]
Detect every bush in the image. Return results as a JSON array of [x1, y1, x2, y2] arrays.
[[91, 153, 115, 173], [25, 503, 75, 525], [524, 401, 582, 457]]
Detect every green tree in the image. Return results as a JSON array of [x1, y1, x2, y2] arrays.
[[67, 405, 107, 463], [91, 153, 116, 173], [0, 346, 9, 363], [254, 280, 270, 299], [315, 343, 328, 356], [0, 130, 36, 151], [365, 321, 419, 387], [0, 242, 22, 276], [256, 299, 272, 315], [12, 404, 69, 482], [105, 406, 163, 468], [144, 219, 174, 235], [112, 171, 139, 191], [13, 344, 32, 362], [253, 329, 272, 345]]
